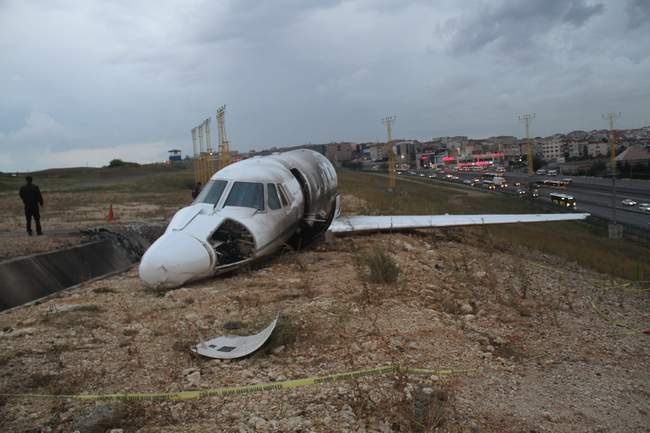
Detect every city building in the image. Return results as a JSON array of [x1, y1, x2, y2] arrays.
[[367, 143, 388, 161], [567, 141, 587, 158], [325, 142, 356, 164], [541, 135, 565, 161], [587, 141, 609, 158], [616, 145, 650, 164]]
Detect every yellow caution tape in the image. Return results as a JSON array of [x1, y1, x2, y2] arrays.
[[589, 297, 648, 336], [0, 365, 467, 402]]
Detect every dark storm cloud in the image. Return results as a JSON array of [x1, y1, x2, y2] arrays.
[[444, 0, 605, 55], [627, 0, 650, 29], [191, 0, 342, 44], [0, 0, 649, 171]]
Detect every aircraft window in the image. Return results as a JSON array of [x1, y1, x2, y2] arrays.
[[277, 184, 289, 207], [267, 184, 282, 210], [194, 180, 228, 205], [224, 182, 265, 211]]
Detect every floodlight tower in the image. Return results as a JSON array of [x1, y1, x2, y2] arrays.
[[205, 118, 212, 153], [518, 113, 535, 176], [205, 118, 214, 179], [191, 127, 199, 183], [603, 112, 622, 238], [217, 105, 231, 170], [382, 115, 397, 189], [196, 123, 204, 183]]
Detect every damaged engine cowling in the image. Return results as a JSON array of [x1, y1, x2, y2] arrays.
[[210, 219, 256, 267]]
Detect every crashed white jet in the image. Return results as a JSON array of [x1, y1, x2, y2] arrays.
[[139, 149, 588, 289]]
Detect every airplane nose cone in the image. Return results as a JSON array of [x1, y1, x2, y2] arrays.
[[139, 232, 213, 289]]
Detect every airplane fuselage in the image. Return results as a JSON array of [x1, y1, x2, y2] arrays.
[[139, 149, 339, 289]]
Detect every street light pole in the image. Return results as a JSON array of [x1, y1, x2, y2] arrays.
[[603, 112, 622, 239], [518, 113, 535, 177]]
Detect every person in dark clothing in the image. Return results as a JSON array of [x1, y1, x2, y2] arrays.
[[191, 182, 202, 200], [19, 176, 44, 236]]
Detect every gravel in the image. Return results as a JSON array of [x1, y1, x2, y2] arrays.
[[0, 224, 648, 432]]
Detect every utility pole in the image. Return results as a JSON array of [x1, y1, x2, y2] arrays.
[[518, 113, 535, 176], [603, 112, 622, 239], [382, 115, 397, 190]]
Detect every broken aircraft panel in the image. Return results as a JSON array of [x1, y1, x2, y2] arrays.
[[191, 315, 279, 359]]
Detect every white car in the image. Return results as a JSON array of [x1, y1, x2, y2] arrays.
[[622, 199, 637, 206], [638, 203, 650, 213]]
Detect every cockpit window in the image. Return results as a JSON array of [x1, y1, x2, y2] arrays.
[[194, 180, 227, 205], [224, 182, 265, 211], [277, 184, 289, 207], [267, 184, 281, 210]]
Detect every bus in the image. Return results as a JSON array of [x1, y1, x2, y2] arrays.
[[542, 179, 571, 188], [481, 180, 497, 190], [481, 172, 499, 181], [550, 193, 576, 208], [493, 176, 508, 188], [543, 179, 564, 188]]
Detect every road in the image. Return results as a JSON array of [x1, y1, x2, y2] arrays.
[[399, 169, 650, 231]]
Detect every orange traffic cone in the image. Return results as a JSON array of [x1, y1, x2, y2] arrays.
[[107, 204, 114, 223]]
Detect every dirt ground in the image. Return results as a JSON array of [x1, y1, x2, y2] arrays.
[[0, 190, 188, 260], [0, 193, 648, 432]]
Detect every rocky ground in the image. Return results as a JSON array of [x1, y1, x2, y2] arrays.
[[1, 196, 648, 432]]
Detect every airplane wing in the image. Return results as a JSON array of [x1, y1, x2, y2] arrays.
[[328, 213, 590, 234]]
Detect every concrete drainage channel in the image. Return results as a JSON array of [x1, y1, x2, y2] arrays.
[[0, 223, 165, 312]]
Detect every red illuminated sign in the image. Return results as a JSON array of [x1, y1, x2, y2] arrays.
[[466, 152, 505, 159], [457, 161, 492, 168]]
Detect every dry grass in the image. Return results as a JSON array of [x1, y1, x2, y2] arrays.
[[356, 248, 400, 285], [339, 169, 650, 281]]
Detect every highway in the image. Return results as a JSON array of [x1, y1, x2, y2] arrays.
[[399, 169, 650, 231]]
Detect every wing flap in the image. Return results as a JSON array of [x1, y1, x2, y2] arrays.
[[328, 213, 590, 233]]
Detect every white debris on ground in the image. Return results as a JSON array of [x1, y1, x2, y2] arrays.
[[0, 227, 648, 432]]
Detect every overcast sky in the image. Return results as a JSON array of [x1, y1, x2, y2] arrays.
[[1, 0, 649, 171]]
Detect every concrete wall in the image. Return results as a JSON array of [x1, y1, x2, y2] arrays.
[[0, 239, 133, 311]]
